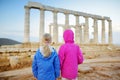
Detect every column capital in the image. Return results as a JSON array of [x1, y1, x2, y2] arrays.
[[74, 14, 80, 16], [107, 19, 112, 22], [39, 7, 45, 11], [101, 19, 105, 21], [92, 18, 98, 20], [52, 9, 59, 13], [84, 16, 89, 18], [101, 17, 105, 20], [64, 10, 69, 14], [24, 6, 30, 9]]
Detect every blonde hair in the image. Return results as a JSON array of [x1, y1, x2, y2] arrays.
[[42, 33, 52, 57]]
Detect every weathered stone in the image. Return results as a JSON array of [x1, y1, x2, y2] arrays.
[[78, 66, 93, 73], [24, 2, 112, 44], [9, 56, 19, 68]]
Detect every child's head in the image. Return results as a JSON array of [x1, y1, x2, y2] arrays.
[[63, 29, 74, 43], [42, 33, 52, 57], [42, 33, 52, 45]]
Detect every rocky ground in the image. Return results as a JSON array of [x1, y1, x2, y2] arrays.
[[78, 62, 120, 80], [0, 44, 120, 80], [0, 56, 120, 80]]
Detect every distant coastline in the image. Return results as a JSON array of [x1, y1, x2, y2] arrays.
[[0, 38, 21, 46]]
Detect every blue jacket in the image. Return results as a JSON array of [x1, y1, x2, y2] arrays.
[[32, 47, 60, 80]]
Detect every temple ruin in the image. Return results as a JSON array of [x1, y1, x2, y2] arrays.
[[1, 2, 120, 80], [24, 2, 112, 44]]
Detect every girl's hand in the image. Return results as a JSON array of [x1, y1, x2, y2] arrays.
[[56, 77, 61, 80]]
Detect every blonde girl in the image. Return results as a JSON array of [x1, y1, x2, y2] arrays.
[[32, 33, 60, 80]]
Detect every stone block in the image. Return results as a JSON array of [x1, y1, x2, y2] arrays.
[[9, 56, 19, 68], [78, 66, 93, 73]]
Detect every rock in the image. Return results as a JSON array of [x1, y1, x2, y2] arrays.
[[9, 56, 19, 68], [78, 66, 93, 73], [31, 55, 34, 59]]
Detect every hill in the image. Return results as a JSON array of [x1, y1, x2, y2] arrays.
[[0, 38, 21, 45]]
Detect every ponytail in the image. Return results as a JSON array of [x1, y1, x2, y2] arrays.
[[43, 45, 51, 57]]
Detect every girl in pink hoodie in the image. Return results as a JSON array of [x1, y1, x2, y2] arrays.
[[58, 29, 84, 80]]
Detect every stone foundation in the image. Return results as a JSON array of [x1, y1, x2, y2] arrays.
[[0, 43, 120, 72]]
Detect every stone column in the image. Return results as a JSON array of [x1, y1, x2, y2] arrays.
[[49, 24, 51, 35], [39, 9, 45, 43], [75, 15, 80, 43], [80, 25, 82, 44], [82, 24, 85, 43], [63, 25, 65, 33], [101, 19, 105, 44], [53, 11, 58, 43], [24, 6, 30, 43], [108, 20, 112, 44], [93, 18, 98, 43], [64, 12, 69, 30], [84, 16, 89, 43]]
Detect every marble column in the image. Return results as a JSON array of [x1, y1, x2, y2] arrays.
[[93, 18, 98, 43], [53, 11, 58, 43], [80, 25, 82, 43], [64, 12, 69, 30], [75, 15, 80, 43], [82, 24, 85, 43], [84, 16, 89, 43], [63, 25, 65, 33], [39, 9, 45, 43], [101, 19, 105, 44], [49, 25, 51, 35], [108, 20, 112, 44], [24, 6, 30, 43]]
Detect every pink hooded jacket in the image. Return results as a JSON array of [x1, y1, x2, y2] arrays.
[[58, 29, 84, 79]]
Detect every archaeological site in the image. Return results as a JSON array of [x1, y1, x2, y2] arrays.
[[0, 2, 120, 80]]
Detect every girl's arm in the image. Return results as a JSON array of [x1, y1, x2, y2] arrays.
[[77, 46, 84, 64], [32, 53, 38, 78], [54, 52, 60, 78], [58, 45, 65, 69]]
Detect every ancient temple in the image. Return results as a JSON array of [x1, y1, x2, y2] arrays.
[[24, 2, 112, 44]]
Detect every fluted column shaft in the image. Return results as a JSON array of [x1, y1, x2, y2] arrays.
[[39, 9, 45, 43], [93, 18, 98, 43], [84, 16, 89, 43], [102, 19, 105, 44], [108, 20, 112, 44], [80, 26, 82, 43], [49, 25, 51, 35], [53, 11, 58, 43], [75, 15, 80, 43], [24, 6, 30, 43], [65, 13, 69, 30]]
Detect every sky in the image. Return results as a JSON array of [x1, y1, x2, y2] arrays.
[[0, 0, 120, 44]]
